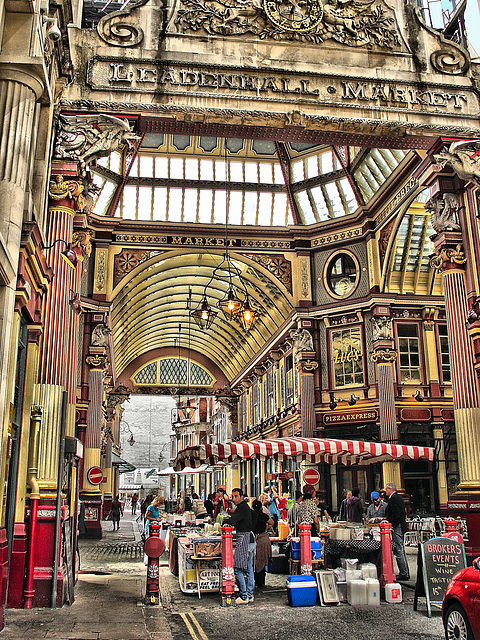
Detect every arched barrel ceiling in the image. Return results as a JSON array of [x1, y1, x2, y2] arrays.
[[111, 251, 295, 381]]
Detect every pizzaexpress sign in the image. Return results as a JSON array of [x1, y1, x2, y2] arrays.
[[87, 58, 472, 113]]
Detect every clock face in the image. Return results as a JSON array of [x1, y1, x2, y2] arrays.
[[264, 0, 324, 32]]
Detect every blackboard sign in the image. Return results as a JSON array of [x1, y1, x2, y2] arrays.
[[414, 536, 466, 617]]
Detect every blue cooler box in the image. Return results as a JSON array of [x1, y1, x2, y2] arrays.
[[291, 539, 322, 560], [286, 575, 318, 607]]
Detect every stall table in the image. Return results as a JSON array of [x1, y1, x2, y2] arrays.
[[176, 536, 222, 595], [323, 538, 381, 570]]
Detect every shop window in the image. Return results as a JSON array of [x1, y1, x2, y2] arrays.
[[325, 252, 359, 299], [253, 383, 260, 425], [267, 369, 276, 417], [438, 324, 451, 383], [397, 323, 421, 383], [280, 365, 285, 408], [331, 326, 364, 388]]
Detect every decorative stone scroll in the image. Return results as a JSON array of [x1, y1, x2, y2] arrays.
[[175, 0, 402, 49], [97, 0, 150, 47], [54, 114, 140, 167], [295, 359, 318, 372], [424, 193, 461, 234], [371, 316, 392, 341], [435, 140, 480, 189]]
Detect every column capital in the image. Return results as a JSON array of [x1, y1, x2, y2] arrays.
[[86, 354, 108, 370], [430, 243, 467, 272], [48, 175, 85, 215], [371, 347, 397, 363], [295, 359, 318, 373]]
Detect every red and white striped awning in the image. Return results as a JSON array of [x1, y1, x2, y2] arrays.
[[173, 437, 434, 470]]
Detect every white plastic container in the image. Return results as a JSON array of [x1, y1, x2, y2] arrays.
[[341, 558, 358, 570], [359, 563, 378, 580], [365, 578, 380, 605], [345, 569, 362, 582], [347, 579, 367, 605], [385, 582, 403, 603]]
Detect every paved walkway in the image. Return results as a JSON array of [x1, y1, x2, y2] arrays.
[[1, 513, 173, 640]]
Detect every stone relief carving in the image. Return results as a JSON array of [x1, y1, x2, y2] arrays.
[[54, 114, 140, 168], [175, 0, 401, 48], [91, 324, 112, 346], [425, 193, 461, 233], [292, 328, 314, 352], [97, 0, 150, 46], [114, 249, 165, 287], [242, 253, 292, 292], [435, 140, 480, 189], [371, 315, 392, 341]]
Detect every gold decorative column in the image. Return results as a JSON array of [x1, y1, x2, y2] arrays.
[[81, 354, 108, 539]]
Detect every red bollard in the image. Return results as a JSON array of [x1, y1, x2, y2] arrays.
[[379, 521, 396, 588], [221, 525, 235, 606], [144, 521, 165, 605], [443, 518, 464, 544], [299, 523, 312, 575]]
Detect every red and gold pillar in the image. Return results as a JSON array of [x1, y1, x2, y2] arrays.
[[30, 169, 84, 606], [431, 230, 480, 556], [296, 357, 318, 438], [371, 323, 403, 491]]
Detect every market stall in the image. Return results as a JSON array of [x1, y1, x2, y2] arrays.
[[172, 436, 435, 593]]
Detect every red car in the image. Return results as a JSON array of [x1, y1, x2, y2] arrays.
[[443, 557, 480, 640]]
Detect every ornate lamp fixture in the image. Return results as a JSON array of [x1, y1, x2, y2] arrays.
[[43, 239, 78, 268], [191, 139, 259, 332]]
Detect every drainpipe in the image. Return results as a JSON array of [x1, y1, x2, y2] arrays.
[[24, 405, 42, 609]]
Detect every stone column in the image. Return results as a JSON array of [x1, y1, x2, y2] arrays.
[[0, 68, 44, 483], [430, 230, 480, 556], [371, 317, 403, 491]]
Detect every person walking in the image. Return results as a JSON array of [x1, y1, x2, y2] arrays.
[[223, 487, 256, 604], [110, 495, 123, 531], [385, 482, 410, 581], [338, 490, 352, 521], [251, 499, 273, 588], [131, 493, 138, 515]]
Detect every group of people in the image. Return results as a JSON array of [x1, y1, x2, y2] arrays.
[[338, 483, 410, 581]]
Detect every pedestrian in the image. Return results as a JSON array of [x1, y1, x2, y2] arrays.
[[109, 495, 123, 531], [296, 484, 319, 537], [384, 482, 410, 581], [213, 487, 230, 519], [131, 493, 138, 515], [251, 499, 273, 588], [346, 488, 364, 523], [145, 496, 163, 537], [141, 495, 153, 520], [366, 491, 387, 522], [287, 490, 302, 530], [223, 487, 256, 604], [204, 493, 215, 518], [338, 490, 352, 521]]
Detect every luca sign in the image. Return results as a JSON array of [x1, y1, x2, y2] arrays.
[[87, 58, 471, 113]]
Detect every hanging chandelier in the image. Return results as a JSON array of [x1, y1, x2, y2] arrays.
[[191, 139, 259, 332]]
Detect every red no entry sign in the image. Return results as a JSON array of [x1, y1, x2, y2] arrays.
[[87, 466, 103, 485], [303, 468, 320, 485]]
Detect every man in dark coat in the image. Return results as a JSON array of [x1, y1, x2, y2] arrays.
[[385, 482, 410, 581]]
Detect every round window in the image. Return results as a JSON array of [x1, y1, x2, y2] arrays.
[[325, 252, 359, 298]]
